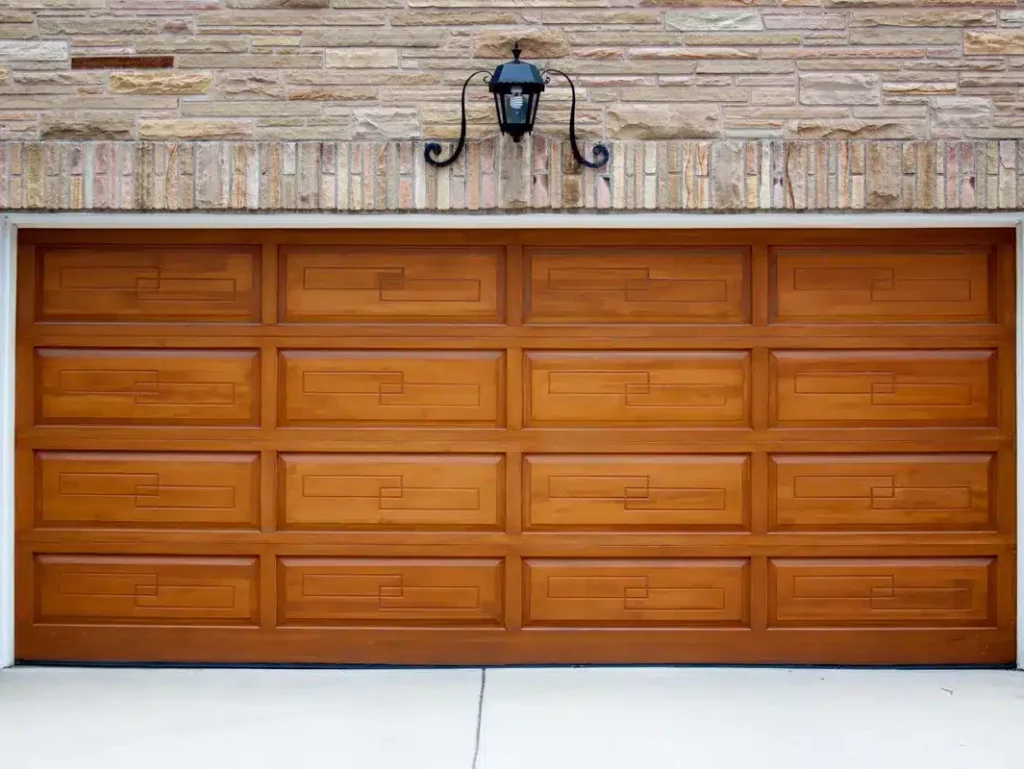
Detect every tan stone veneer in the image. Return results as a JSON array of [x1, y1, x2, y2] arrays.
[[4, 5, 1024, 143], [1, 138, 1023, 212]]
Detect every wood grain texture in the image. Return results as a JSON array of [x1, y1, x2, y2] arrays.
[[281, 245, 502, 323], [277, 558, 504, 627], [526, 350, 750, 427], [13, 228, 1018, 666], [771, 247, 994, 325], [36, 245, 261, 323], [524, 558, 750, 627], [525, 455, 749, 531], [768, 558, 996, 628], [35, 452, 260, 530], [770, 350, 995, 427], [279, 454, 503, 531], [769, 454, 994, 532], [525, 246, 748, 324], [280, 350, 503, 426], [35, 348, 260, 426], [34, 554, 259, 626]]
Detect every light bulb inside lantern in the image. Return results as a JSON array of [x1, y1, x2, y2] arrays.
[[505, 86, 528, 127]]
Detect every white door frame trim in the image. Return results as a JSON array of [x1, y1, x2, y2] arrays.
[[4, 211, 1024, 230], [1, 210, 1021, 669], [0, 215, 14, 671]]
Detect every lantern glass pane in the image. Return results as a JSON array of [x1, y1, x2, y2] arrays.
[[493, 92, 505, 127]]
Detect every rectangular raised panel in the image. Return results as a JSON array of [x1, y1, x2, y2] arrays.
[[36, 452, 260, 529], [36, 349, 259, 426], [527, 351, 749, 427], [280, 454, 503, 530], [35, 555, 259, 626], [769, 558, 995, 628], [771, 350, 994, 427], [280, 350, 503, 426], [281, 246, 501, 323], [524, 559, 749, 627], [278, 558, 503, 626], [38, 246, 260, 323], [525, 455, 749, 531], [526, 247, 748, 324], [772, 248, 992, 324], [770, 454, 993, 532]]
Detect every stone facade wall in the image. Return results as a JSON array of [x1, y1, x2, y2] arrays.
[[2, 138, 1024, 211], [4, 2, 1024, 214], [2, 2, 1024, 143]]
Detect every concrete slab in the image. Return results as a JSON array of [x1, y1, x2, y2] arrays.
[[477, 667, 1024, 769], [0, 667, 482, 769], [3, 666, 1024, 769]]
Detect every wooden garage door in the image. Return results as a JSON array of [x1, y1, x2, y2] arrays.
[[14, 229, 1017, 666]]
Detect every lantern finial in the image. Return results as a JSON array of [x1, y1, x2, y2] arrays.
[[512, 41, 521, 61]]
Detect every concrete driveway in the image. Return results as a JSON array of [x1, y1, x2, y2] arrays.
[[1, 666, 1022, 769]]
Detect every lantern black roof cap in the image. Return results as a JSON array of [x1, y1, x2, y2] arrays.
[[488, 42, 545, 95]]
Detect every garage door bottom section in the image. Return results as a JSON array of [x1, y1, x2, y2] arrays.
[[14, 229, 1017, 666]]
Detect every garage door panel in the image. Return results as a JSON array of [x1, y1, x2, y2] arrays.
[[771, 350, 995, 427], [280, 454, 503, 530], [35, 349, 260, 426], [34, 554, 259, 626], [280, 350, 503, 426], [769, 558, 996, 628], [771, 248, 993, 324], [37, 246, 260, 323], [525, 455, 749, 531], [526, 247, 749, 324], [281, 246, 502, 323], [35, 452, 260, 530], [527, 351, 750, 426], [770, 454, 993, 532], [524, 559, 749, 627], [277, 557, 504, 627]]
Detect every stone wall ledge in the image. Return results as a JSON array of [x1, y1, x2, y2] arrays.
[[1, 138, 1022, 213]]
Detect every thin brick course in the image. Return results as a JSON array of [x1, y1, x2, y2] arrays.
[[1, 138, 1022, 212]]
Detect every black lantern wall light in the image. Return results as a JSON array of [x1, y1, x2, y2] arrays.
[[424, 43, 610, 170]]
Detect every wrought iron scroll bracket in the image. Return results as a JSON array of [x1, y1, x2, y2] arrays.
[[424, 70, 491, 168], [541, 69, 610, 170]]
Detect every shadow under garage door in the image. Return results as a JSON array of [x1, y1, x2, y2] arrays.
[[13, 228, 1018, 666]]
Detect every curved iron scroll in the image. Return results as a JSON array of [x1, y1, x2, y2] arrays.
[[424, 70, 491, 168], [542, 69, 610, 170]]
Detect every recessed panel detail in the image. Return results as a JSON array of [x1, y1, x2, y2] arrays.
[[526, 247, 748, 324], [280, 351, 503, 426], [525, 455, 749, 530], [35, 349, 259, 426], [34, 555, 259, 626], [35, 452, 260, 529], [280, 454, 503, 530], [281, 246, 501, 323], [770, 454, 993, 532], [770, 558, 995, 628], [772, 248, 992, 324], [278, 558, 504, 626], [37, 246, 260, 323], [771, 350, 994, 427], [524, 559, 750, 627], [527, 351, 749, 427]]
